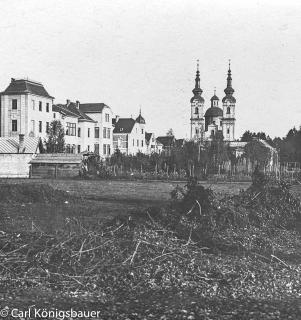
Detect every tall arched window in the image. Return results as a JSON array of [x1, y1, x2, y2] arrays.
[[227, 107, 230, 114], [195, 107, 199, 114]]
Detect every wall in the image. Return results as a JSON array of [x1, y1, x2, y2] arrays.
[[0, 153, 35, 178]]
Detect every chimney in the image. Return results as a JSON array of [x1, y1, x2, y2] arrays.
[[76, 100, 80, 109], [18, 134, 25, 153], [66, 99, 70, 106], [11, 78, 15, 82]]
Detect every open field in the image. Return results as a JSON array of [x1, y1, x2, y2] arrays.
[[0, 179, 252, 233]]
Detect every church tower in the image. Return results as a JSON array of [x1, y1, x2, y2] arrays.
[[222, 61, 236, 141], [190, 61, 205, 141]]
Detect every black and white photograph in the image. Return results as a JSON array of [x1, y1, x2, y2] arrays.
[[0, 0, 300, 319]]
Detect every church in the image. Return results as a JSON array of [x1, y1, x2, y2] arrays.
[[190, 61, 236, 142]]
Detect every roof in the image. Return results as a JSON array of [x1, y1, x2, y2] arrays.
[[54, 103, 96, 122], [156, 136, 175, 147], [0, 137, 40, 154], [1, 78, 54, 99], [113, 118, 136, 134], [145, 132, 153, 144], [205, 107, 223, 117], [229, 141, 247, 149], [190, 95, 205, 103], [79, 103, 109, 113], [210, 94, 219, 101], [30, 153, 82, 164], [136, 114, 145, 124], [222, 95, 236, 103]]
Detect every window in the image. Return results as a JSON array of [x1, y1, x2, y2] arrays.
[[103, 144, 106, 155], [195, 107, 198, 114], [46, 122, 49, 133], [195, 128, 199, 134], [211, 130, 215, 136], [142, 140, 144, 147], [88, 128, 90, 138], [87, 145, 90, 151], [78, 128, 81, 137], [105, 114, 110, 122], [12, 99, 17, 110], [39, 101, 42, 111], [12, 120, 17, 132], [107, 144, 111, 155], [137, 140, 139, 146], [107, 128, 110, 139], [66, 123, 76, 136], [53, 113, 56, 119], [39, 121, 42, 133], [227, 107, 230, 114], [141, 129, 144, 134], [77, 145, 81, 153], [227, 128, 230, 134], [46, 103, 49, 112], [31, 120, 35, 133], [32, 100, 35, 110], [94, 144, 99, 154], [220, 121, 222, 127], [103, 127, 106, 138], [95, 127, 99, 138], [133, 139, 134, 146]]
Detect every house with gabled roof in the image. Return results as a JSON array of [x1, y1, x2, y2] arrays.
[[53, 100, 113, 157], [112, 112, 147, 155], [145, 132, 163, 154]]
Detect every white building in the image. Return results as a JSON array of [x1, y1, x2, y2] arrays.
[[53, 101, 113, 157], [113, 112, 147, 155], [0, 78, 54, 140]]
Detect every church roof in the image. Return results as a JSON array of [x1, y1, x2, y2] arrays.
[[2, 78, 54, 99], [222, 96, 236, 103], [190, 95, 205, 103], [210, 94, 219, 101], [205, 107, 223, 117]]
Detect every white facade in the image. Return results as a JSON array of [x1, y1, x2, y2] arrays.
[[0, 79, 54, 140]]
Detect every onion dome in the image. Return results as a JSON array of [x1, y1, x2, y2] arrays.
[[204, 107, 223, 117], [190, 60, 205, 103], [222, 60, 236, 103]]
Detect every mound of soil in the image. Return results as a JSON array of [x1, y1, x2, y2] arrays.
[[0, 183, 70, 204]]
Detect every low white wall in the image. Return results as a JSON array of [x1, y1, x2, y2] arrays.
[[0, 154, 35, 178]]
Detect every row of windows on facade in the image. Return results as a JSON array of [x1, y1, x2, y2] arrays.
[[195, 128, 230, 135], [66, 123, 111, 139], [194, 107, 232, 114], [11, 99, 50, 112], [133, 139, 144, 147], [11, 119, 50, 133], [66, 143, 111, 155]]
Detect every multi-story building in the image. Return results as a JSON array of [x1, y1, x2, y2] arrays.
[[0, 78, 54, 139], [53, 101, 113, 157], [112, 112, 147, 155]]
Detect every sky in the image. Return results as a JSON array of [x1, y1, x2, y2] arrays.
[[0, 0, 300, 139]]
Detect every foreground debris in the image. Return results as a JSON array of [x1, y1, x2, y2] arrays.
[[0, 179, 301, 319]]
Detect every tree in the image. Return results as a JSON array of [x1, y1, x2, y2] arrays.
[[166, 128, 174, 136], [44, 120, 65, 153]]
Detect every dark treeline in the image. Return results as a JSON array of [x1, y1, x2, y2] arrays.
[[241, 126, 301, 163]]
